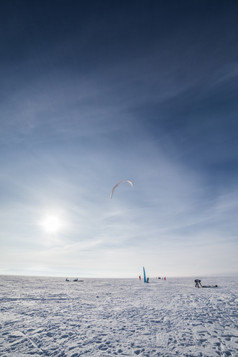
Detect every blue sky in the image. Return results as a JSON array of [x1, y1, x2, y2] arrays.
[[0, 0, 238, 277]]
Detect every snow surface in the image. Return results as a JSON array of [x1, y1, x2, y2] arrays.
[[0, 275, 237, 356]]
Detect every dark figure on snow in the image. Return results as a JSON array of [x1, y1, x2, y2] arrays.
[[194, 279, 202, 288]]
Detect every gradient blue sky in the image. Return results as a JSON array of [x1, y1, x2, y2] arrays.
[[0, 0, 238, 277]]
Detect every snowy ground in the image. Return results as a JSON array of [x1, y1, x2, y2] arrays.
[[0, 275, 237, 356]]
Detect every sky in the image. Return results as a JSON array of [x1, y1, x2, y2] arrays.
[[0, 0, 238, 278]]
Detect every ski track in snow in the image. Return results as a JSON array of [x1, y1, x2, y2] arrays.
[[0, 276, 237, 356]]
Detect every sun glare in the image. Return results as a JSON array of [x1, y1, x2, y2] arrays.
[[40, 214, 63, 234]]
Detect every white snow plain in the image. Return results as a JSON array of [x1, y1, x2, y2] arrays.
[[0, 275, 237, 356]]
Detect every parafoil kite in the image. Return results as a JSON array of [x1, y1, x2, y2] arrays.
[[110, 179, 134, 199]]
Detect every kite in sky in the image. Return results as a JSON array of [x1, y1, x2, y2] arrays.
[[110, 180, 134, 199]]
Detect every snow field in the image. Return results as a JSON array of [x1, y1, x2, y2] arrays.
[[0, 276, 237, 356]]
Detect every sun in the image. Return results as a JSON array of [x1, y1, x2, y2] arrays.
[[40, 214, 63, 234]]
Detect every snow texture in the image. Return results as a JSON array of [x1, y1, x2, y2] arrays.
[[0, 276, 237, 356]]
